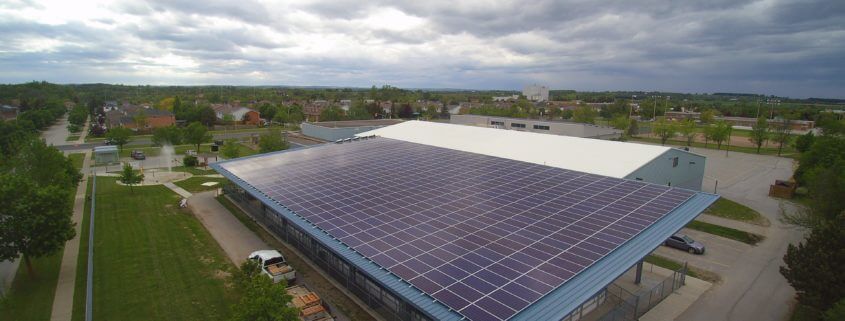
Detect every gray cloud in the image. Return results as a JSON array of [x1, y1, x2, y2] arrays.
[[0, 0, 842, 98]]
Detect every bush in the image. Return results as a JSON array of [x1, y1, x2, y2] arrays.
[[183, 155, 198, 167]]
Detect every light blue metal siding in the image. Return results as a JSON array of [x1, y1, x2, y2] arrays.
[[625, 149, 707, 191], [301, 123, 391, 142], [211, 160, 464, 321], [510, 192, 719, 321]]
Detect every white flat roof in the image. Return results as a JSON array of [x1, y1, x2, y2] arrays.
[[356, 120, 672, 178]]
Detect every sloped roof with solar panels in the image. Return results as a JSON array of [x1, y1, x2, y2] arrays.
[[212, 137, 717, 321]]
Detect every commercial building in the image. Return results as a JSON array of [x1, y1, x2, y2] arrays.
[[451, 114, 623, 140], [214, 120, 715, 321], [301, 119, 404, 142], [362, 121, 705, 191], [522, 84, 549, 102]]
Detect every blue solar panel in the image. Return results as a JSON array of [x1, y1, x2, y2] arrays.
[[219, 138, 696, 320]]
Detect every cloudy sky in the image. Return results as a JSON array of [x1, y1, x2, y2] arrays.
[[1, 0, 843, 98]]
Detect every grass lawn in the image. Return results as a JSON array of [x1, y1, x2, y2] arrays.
[[70, 177, 238, 321], [704, 198, 768, 225], [789, 303, 822, 321], [687, 220, 765, 245], [0, 251, 63, 321], [68, 153, 85, 171], [171, 166, 217, 175], [630, 136, 799, 159], [66, 135, 80, 142], [173, 177, 227, 193], [70, 180, 92, 321], [644, 254, 719, 282]]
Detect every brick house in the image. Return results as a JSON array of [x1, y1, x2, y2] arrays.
[[105, 106, 175, 131], [211, 104, 261, 125]]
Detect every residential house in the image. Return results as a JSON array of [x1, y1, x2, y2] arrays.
[[211, 104, 261, 125]]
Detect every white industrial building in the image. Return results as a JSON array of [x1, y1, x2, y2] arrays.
[[523, 84, 549, 101], [451, 114, 623, 139], [358, 121, 706, 190]]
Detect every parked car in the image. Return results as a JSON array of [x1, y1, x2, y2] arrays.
[[104, 138, 116, 145], [130, 150, 146, 160], [664, 234, 705, 254], [249, 250, 296, 283]]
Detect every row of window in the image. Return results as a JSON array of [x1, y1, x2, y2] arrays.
[[488, 120, 550, 130]]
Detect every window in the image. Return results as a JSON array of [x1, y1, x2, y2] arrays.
[[672, 157, 679, 167], [491, 121, 504, 126], [533, 124, 550, 130], [511, 123, 526, 128]]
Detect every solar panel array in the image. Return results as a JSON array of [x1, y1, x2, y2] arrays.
[[220, 138, 696, 321]]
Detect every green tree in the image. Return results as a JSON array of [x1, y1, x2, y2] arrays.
[[771, 120, 793, 156], [709, 121, 732, 150], [825, 299, 845, 321], [183, 122, 211, 152], [222, 139, 241, 159], [610, 116, 630, 137], [229, 260, 298, 321], [12, 138, 81, 190], [198, 106, 217, 127], [627, 119, 639, 137], [781, 222, 845, 315], [133, 110, 149, 130], [0, 174, 75, 277], [700, 109, 716, 124], [319, 106, 344, 121], [795, 131, 815, 153], [119, 162, 143, 193], [678, 119, 697, 146], [749, 117, 770, 153], [652, 118, 678, 145], [258, 102, 277, 122], [106, 126, 132, 151], [572, 105, 597, 124], [152, 126, 183, 146], [259, 129, 289, 153], [222, 114, 235, 124]]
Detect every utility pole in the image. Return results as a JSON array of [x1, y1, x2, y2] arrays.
[[653, 95, 658, 120]]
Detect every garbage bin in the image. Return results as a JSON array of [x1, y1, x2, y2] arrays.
[[211, 144, 219, 152]]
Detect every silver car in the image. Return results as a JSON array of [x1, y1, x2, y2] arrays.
[[665, 234, 705, 254]]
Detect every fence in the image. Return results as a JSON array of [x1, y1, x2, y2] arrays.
[[587, 262, 688, 321]]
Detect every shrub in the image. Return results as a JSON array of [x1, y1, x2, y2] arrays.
[[183, 155, 198, 167]]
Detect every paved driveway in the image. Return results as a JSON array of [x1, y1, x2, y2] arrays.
[[673, 147, 805, 321], [655, 228, 751, 277]]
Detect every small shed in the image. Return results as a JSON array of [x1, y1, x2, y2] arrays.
[[93, 146, 119, 164]]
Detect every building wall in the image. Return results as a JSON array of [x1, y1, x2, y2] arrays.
[[301, 123, 391, 141], [223, 185, 432, 321], [451, 114, 622, 139], [625, 149, 706, 191], [523, 84, 549, 101]]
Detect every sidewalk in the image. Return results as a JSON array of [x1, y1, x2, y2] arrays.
[[186, 191, 266, 265], [50, 150, 92, 321]]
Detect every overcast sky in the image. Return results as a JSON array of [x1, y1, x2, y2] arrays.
[[1, 0, 843, 98]]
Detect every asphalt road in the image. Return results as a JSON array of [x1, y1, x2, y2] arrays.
[[676, 147, 804, 321], [56, 130, 315, 152]]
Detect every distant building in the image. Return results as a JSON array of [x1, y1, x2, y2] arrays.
[[523, 84, 549, 101], [492, 94, 519, 102], [1, 105, 19, 121], [211, 104, 261, 125], [451, 114, 622, 140], [664, 111, 814, 131]]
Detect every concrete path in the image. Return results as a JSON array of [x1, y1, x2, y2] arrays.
[[163, 182, 193, 199], [676, 147, 805, 321], [49, 150, 92, 321], [186, 191, 266, 265], [0, 258, 19, 297]]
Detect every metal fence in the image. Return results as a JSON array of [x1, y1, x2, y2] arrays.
[[587, 263, 688, 321]]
